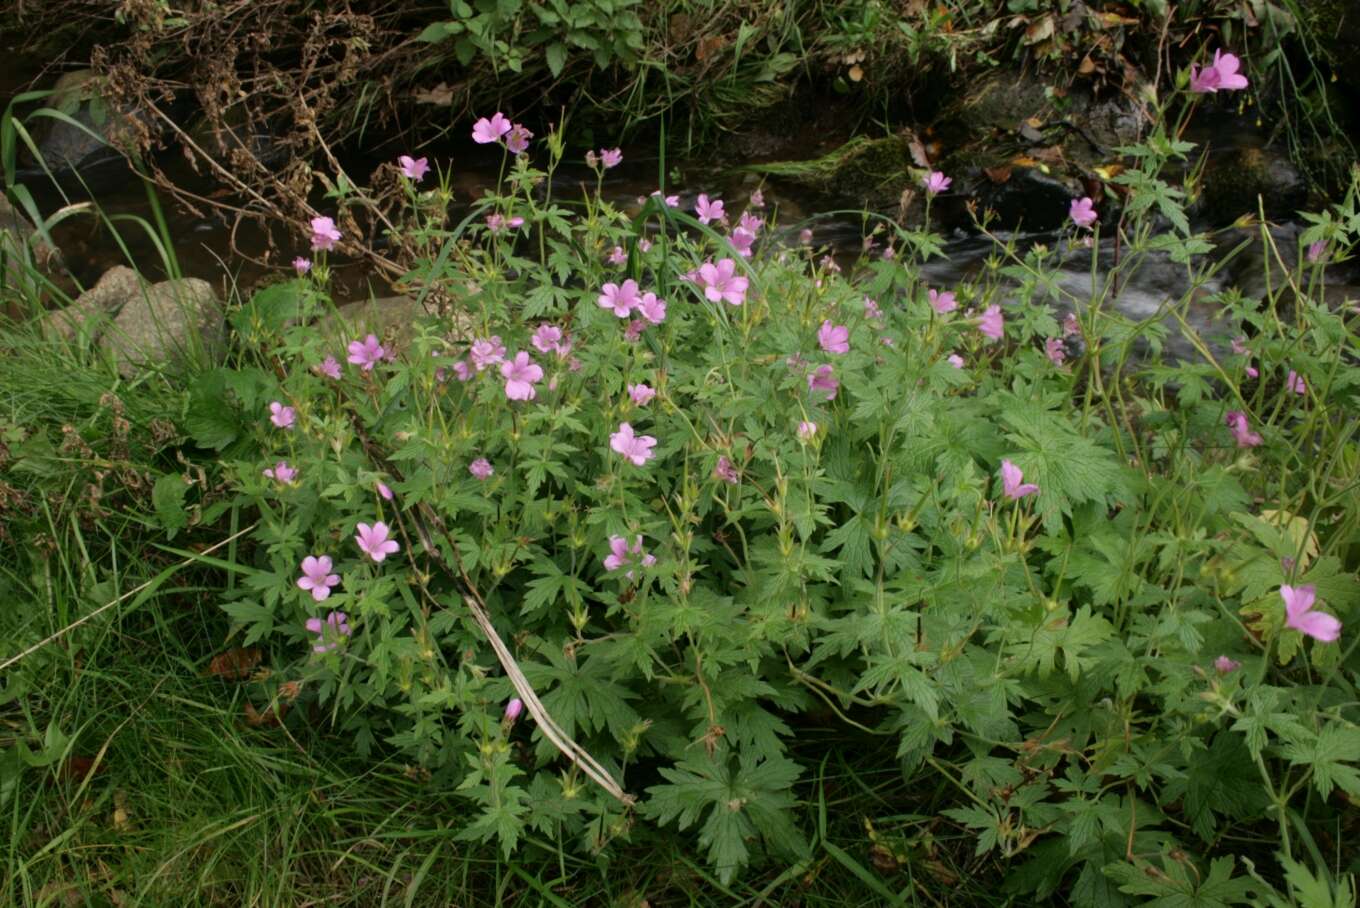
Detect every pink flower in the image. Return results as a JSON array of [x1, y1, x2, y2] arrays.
[[316, 355, 342, 380], [532, 324, 564, 354], [1044, 337, 1066, 366], [472, 112, 513, 144], [469, 458, 494, 480], [694, 194, 725, 225], [263, 460, 297, 484], [1069, 197, 1098, 228], [978, 305, 1004, 341], [504, 698, 524, 721], [305, 610, 351, 653], [297, 555, 340, 602], [749, 189, 765, 208], [637, 292, 666, 324], [713, 455, 740, 485], [729, 226, 757, 258], [1225, 411, 1263, 448], [603, 535, 655, 578], [469, 336, 506, 371], [505, 124, 533, 155], [864, 298, 882, 320], [607, 246, 628, 266], [947, 353, 966, 369], [695, 258, 748, 306], [355, 521, 400, 563], [377, 481, 393, 501], [739, 212, 763, 236], [310, 216, 341, 252], [1281, 584, 1341, 642], [600, 148, 623, 168], [1246, 363, 1259, 379], [1063, 313, 1081, 337], [1214, 655, 1241, 674], [293, 256, 311, 275], [398, 155, 430, 181], [628, 383, 656, 406], [807, 364, 838, 400], [269, 401, 295, 429], [882, 245, 895, 260], [1232, 336, 1249, 355], [1307, 240, 1327, 263], [501, 351, 543, 401], [799, 228, 813, 245], [817, 320, 850, 354], [797, 420, 817, 441], [923, 171, 951, 195], [610, 422, 657, 466], [1189, 49, 1249, 94], [649, 190, 680, 207], [928, 288, 957, 314], [1286, 370, 1306, 395], [598, 279, 641, 318], [452, 360, 473, 382], [638, 238, 652, 253], [1000, 460, 1039, 500], [347, 334, 386, 371]]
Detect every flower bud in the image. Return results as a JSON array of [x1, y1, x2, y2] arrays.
[[504, 697, 524, 722]]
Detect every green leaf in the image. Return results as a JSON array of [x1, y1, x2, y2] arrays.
[[545, 42, 568, 77], [152, 472, 189, 537]]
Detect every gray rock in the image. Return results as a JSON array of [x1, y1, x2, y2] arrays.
[[27, 69, 145, 182], [40, 265, 143, 341], [0, 195, 60, 289], [99, 278, 225, 377]]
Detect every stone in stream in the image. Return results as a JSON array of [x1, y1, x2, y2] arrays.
[[1197, 146, 1307, 227], [39, 265, 142, 340], [98, 278, 225, 377], [23, 69, 149, 186]]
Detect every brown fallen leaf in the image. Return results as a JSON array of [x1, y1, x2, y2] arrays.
[[983, 165, 1013, 184], [278, 680, 303, 702], [243, 700, 289, 728], [57, 755, 102, 783], [413, 82, 455, 106], [208, 647, 261, 680]]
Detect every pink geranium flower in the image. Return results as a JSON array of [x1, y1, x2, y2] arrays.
[[610, 422, 657, 466], [1000, 460, 1039, 500], [1190, 49, 1249, 94], [797, 420, 817, 441], [1044, 337, 1067, 366], [713, 455, 740, 485], [504, 697, 524, 721], [1214, 655, 1241, 674], [603, 534, 656, 579], [469, 336, 506, 371], [452, 360, 473, 382], [749, 189, 765, 208], [1286, 370, 1306, 395], [297, 555, 340, 602], [947, 353, 965, 369], [469, 458, 494, 480], [1281, 584, 1341, 642], [398, 155, 430, 181], [694, 194, 725, 225], [923, 171, 951, 195], [628, 383, 656, 406], [355, 521, 400, 563], [600, 148, 623, 168], [347, 334, 386, 371], [649, 190, 680, 207], [310, 216, 341, 252], [695, 258, 748, 306], [978, 305, 1005, 341], [1069, 197, 1098, 228], [807, 364, 838, 400], [263, 461, 297, 484], [377, 481, 393, 501], [1307, 240, 1327, 263], [472, 112, 513, 144], [269, 401, 295, 429], [1225, 411, 1263, 448], [501, 351, 544, 401], [607, 246, 628, 266], [305, 610, 351, 653], [729, 226, 757, 258], [532, 324, 564, 355], [817, 320, 850, 354], [293, 256, 311, 275], [505, 124, 533, 155], [599, 279, 641, 318], [316, 355, 342, 380], [928, 288, 957, 314], [637, 292, 666, 324]]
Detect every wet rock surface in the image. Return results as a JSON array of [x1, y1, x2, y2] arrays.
[[22, 69, 147, 186]]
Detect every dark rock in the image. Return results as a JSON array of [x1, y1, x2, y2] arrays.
[[1198, 146, 1307, 227], [24, 70, 147, 185], [99, 278, 224, 376]]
